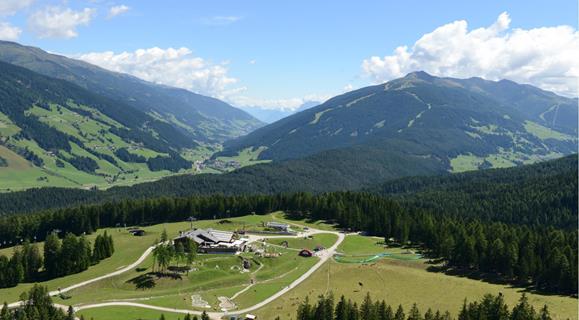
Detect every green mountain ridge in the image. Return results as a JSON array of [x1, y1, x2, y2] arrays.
[[0, 40, 263, 143], [220, 71, 577, 172]]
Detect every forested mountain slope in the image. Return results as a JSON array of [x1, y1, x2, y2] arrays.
[[0, 141, 446, 214], [0, 151, 575, 220], [0, 40, 262, 143], [220, 72, 577, 172], [370, 154, 578, 228]]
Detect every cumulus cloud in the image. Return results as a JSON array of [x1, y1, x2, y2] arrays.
[[362, 12, 579, 97], [28, 7, 95, 39], [0, 22, 21, 40], [107, 5, 129, 19], [0, 0, 34, 16], [76, 47, 239, 98]]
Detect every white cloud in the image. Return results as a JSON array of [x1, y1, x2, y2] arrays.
[[0, 22, 21, 40], [28, 7, 96, 39], [362, 12, 579, 97], [249, 59, 256, 65], [201, 16, 242, 26], [230, 93, 330, 111], [75, 47, 336, 111], [0, 0, 34, 16], [76, 47, 239, 99], [107, 5, 129, 19]]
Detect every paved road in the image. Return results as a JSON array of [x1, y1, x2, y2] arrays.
[[10, 220, 345, 320]]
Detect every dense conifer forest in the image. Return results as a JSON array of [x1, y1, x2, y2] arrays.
[[0, 191, 575, 295]]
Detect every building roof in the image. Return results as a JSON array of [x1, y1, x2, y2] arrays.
[[266, 222, 289, 228], [176, 228, 234, 245]]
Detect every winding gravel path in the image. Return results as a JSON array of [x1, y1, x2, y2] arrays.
[[9, 219, 345, 320]]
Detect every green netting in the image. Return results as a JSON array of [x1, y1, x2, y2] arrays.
[[333, 252, 422, 264]]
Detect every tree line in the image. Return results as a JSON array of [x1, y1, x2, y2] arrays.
[[0, 192, 575, 295], [0, 231, 114, 288], [0, 285, 75, 320], [293, 292, 553, 320]]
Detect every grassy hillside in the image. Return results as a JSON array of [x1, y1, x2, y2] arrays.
[[254, 244, 578, 320], [0, 60, 215, 191]]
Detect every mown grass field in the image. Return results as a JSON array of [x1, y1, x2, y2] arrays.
[[264, 233, 338, 250], [78, 306, 186, 320], [255, 234, 578, 320]]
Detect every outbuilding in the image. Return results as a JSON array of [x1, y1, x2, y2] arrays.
[[266, 222, 290, 232], [299, 249, 314, 257]]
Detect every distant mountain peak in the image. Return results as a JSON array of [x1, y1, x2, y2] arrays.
[[404, 70, 434, 80]]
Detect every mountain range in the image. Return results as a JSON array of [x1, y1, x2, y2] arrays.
[[220, 71, 577, 172], [0, 41, 577, 193], [0, 41, 263, 143]]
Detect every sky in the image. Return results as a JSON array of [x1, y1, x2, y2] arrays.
[[0, 0, 577, 110]]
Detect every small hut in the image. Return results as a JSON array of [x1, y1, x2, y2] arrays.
[[299, 249, 313, 257]]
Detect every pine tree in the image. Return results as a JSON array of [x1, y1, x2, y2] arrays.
[[424, 308, 434, 320], [297, 296, 313, 320], [539, 305, 552, 320], [201, 311, 210, 320], [511, 294, 536, 320], [360, 292, 374, 320], [335, 296, 348, 320], [22, 241, 42, 281], [161, 229, 168, 243], [44, 233, 61, 278], [407, 303, 422, 320], [394, 305, 405, 320], [0, 303, 9, 320]]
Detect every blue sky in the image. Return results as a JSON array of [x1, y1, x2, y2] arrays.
[[1, 0, 577, 109]]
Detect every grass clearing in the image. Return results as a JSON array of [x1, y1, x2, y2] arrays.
[[78, 306, 186, 320], [524, 121, 576, 141], [264, 234, 338, 251], [254, 257, 577, 320]]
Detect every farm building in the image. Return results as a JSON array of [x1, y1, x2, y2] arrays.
[[174, 228, 248, 254], [299, 249, 314, 257], [266, 221, 290, 232]]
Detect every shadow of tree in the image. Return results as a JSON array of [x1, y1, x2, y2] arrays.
[[127, 274, 156, 289]]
